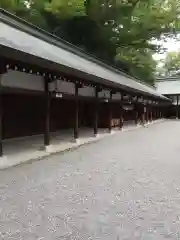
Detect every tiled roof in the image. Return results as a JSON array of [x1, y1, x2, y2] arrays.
[[0, 9, 168, 100], [156, 78, 180, 95]]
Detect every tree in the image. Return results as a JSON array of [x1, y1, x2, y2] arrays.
[[0, 0, 27, 14], [45, 0, 85, 19], [157, 52, 180, 77], [114, 0, 180, 83]]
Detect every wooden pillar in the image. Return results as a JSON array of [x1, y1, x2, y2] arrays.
[[162, 107, 164, 118], [150, 107, 153, 122], [160, 107, 162, 119], [156, 108, 158, 119], [134, 104, 138, 125], [159, 108, 161, 119], [94, 87, 99, 136], [158, 107, 160, 119], [119, 105, 124, 129], [157, 107, 159, 119], [74, 83, 79, 140], [176, 95, 179, 119], [44, 77, 51, 147], [153, 107, 156, 120], [154, 107, 157, 119], [145, 105, 149, 123], [142, 105, 146, 126], [0, 91, 3, 157], [109, 91, 113, 132], [0, 62, 6, 157]]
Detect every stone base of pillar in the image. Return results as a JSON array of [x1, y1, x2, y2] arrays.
[[0, 155, 7, 163], [72, 138, 80, 144], [141, 123, 146, 127], [94, 133, 99, 138], [41, 145, 53, 153], [109, 130, 114, 134]]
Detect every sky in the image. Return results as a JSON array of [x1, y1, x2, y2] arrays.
[[153, 37, 180, 61]]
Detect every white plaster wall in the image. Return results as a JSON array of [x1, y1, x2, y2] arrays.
[[49, 80, 75, 95], [79, 86, 95, 97], [48, 81, 95, 97], [112, 92, 122, 100], [99, 90, 110, 99], [170, 95, 180, 105], [1, 70, 98, 97], [1, 70, 44, 91]]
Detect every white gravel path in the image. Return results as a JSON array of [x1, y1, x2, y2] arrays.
[[0, 120, 180, 239]]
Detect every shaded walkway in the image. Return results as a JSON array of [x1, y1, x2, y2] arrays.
[[1, 120, 146, 169], [0, 120, 180, 239]]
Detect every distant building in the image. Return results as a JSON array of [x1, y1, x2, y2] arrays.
[[156, 77, 180, 118]]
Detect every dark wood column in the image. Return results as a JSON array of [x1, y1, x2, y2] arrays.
[[156, 107, 159, 119], [146, 105, 149, 123], [119, 105, 124, 129], [153, 107, 156, 120], [158, 107, 160, 119], [0, 62, 6, 157], [134, 103, 139, 125], [74, 83, 79, 140], [109, 91, 113, 133], [154, 107, 157, 119], [176, 95, 179, 119], [142, 104, 146, 126], [94, 87, 99, 136], [159, 107, 162, 119], [150, 107, 153, 122], [44, 77, 51, 147]]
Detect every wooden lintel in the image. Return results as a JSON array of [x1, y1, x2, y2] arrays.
[[75, 82, 83, 89], [111, 90, 117, 95], [0, 60, 7, 74], [94, 86, 102, 93]]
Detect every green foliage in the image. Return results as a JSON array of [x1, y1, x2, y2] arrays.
[[45, 0, 85, 19], [157, 52, 180, 77], [116, 47, 156, 84], [0, 0, 26, 13], [165, 52, 180, 74]]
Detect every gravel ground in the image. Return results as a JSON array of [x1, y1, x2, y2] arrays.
[[0, 120, 180, 239]]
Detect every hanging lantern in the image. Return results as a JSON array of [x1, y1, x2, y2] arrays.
[[123, 104, 134, 111], [52, 79, 63, 98]]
